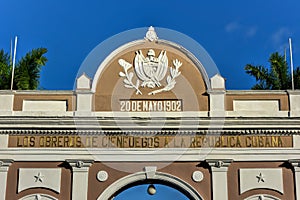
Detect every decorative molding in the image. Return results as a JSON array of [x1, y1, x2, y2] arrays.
[[0, 159, 13, 169], [97, 170, 108, 182], [144, 166, 157, 179], [2, 129, 299, 136], [145, 26, 158, 42], [18, 168, 61, 193], [118, 49, 182, 95], [66, 159, 94, 171], [256, 172, 265, 183], [289, 159, 300, 170], [239, 168, 283, 195], [192, 171, 204, 182], [206, 159, 233, 168], [244, 194, 280, 200], [97, 171, 203, 200], [34, 172, 44, 183], [289, 159, 300, 166], [19, 194, 58, 200]]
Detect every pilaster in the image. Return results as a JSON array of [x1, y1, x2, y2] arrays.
[[289, 160, 300, 199], [206, 159, 232, 200], [0, 159, 13, 200], [66, 159, 94, 200]]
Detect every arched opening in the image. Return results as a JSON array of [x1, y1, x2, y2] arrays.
[[97, 171, 203, 200], [113, 182, 190, 200]]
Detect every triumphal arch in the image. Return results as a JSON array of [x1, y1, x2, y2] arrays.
[[0, 27, 300, 199]]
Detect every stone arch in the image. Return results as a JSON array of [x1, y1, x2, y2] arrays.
[[19, 194, 57, 200], [97, 171, 204, 200], [244, 194, 281, 200]]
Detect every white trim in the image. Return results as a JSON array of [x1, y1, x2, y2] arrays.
[[226, 111, 289, 118], [0, 160, 13, 200], [0, 148, 299, 162], [289, 160, 300, 200], [244, 194, 280, 200], [66, 160, 93, 200], [207, 160, 232, 200], [97, 171, 203, 200], [19, 194, 57, 200], [226, 90, 288, 95]]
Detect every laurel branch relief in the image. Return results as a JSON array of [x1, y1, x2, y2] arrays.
[[118, 49, 182, 95]]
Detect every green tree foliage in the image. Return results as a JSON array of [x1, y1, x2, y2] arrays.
[[0, 48, 47, 90], [245, 52, 300, 90]]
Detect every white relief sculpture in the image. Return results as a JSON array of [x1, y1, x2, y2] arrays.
[[256, 173, 265, 183], [145, 26, 158, 42], [76, 160, 84, 168], [119, 59, 142, 95], [239, 168, 283, 195], [192, 171, 204, 182], [18, 168, 61, 194], [215, 160, 224, 168], [119, 49, 182, 95], [135, 49, 168, 88], [97, 170, 109, 182], [34, 172, 44, 183]]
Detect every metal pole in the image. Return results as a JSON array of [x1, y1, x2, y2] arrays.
[[10, 36, 18, 91], [289, 38, 294, 90], [10, 39, 12, 66]]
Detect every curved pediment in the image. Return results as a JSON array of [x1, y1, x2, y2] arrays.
[[77, 27, 220, 112]]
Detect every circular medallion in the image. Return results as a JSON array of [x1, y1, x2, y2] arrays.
[[192, 171, 204, 182], [97, 170, 109, 182]]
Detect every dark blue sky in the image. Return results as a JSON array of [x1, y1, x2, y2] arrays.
[[1, 0, 300, 90], [114, 184, 189, 200]]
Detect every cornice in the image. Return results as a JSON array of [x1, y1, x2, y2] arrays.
[[0, 116, 300, 130], [1, 129, 299, 135], [226, 90, 289, 95]]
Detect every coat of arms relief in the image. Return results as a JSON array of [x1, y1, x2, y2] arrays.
[[118, 27, 182, 95]]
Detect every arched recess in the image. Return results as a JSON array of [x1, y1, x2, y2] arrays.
[[244, 194, 281, 200], [19, 194, 57, 200], [97, 171, 204, 200]]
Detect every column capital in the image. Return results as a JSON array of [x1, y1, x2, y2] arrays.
[[289, 159, 300, 171], [0, 159, 14, 172], [289, 159, 300, 199], [206, 159, 233, 172], [66, 159, 94, 172], [0, 159, 14, 167]]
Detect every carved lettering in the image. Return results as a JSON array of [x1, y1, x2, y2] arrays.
[[119, 100, 182, 112], [9, 135, 292, 148]]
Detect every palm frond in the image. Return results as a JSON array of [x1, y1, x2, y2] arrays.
[[14, 48, 48, 89]]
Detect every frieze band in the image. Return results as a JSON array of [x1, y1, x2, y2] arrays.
[[9, 135, 293, 148]]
